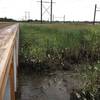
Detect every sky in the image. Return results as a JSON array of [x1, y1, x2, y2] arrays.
[[0, 0, 100, 21]]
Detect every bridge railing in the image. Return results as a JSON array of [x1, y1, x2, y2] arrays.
[[0, 24, 19, 100]]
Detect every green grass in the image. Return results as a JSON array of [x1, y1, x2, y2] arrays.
[[19, 23, 100, 93], [19, 23, 100, 63]]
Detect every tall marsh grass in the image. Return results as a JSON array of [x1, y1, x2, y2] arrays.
[[19, 23, 100, 98], [19, 23, 100, 64]]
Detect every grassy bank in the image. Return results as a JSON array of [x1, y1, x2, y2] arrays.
[[19, 23, 100, 64], [19, 23, 100, 97]]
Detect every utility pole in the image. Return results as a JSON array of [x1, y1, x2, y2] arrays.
[[25, 11, 30, 20], [50, 0, 53, 23], [25, 11, 27, 20], [93, 4, 97, 25], [41, 0, 43, 23], [63, 15, 65, 23], [37, 0, 55, 23], [28, 12, 30, 20]]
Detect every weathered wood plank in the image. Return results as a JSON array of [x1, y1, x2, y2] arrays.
[[0, 24, 19, 100]]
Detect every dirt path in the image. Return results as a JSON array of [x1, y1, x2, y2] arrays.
[[16, 68, 83, 100]]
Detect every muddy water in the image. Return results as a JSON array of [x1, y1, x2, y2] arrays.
[[16, 68, 83, 100]]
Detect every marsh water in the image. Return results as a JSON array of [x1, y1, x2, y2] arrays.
[[16, 67, 83, 100]]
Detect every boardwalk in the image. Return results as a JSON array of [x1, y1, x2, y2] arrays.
[[0, 24, 19, 100]]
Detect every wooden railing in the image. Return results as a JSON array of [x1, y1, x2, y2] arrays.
[[0, 24, 19, 100]]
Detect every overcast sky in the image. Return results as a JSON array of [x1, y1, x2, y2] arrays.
[[0, 0, 100, 21]]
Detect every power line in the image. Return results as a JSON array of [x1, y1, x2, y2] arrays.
[[25, 11, 27, 20], [53, 15, 66, 23], [24, 11, 30, 20], [37, 0, 55, 23], [28, 12, 30, 20], [42, 5, 50, 15], [37, 1, 55, 3]]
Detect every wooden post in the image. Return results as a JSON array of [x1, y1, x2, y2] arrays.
[[9, 62, 15, 100]]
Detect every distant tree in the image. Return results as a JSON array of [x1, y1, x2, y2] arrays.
[[0, 17, 16, 22]]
